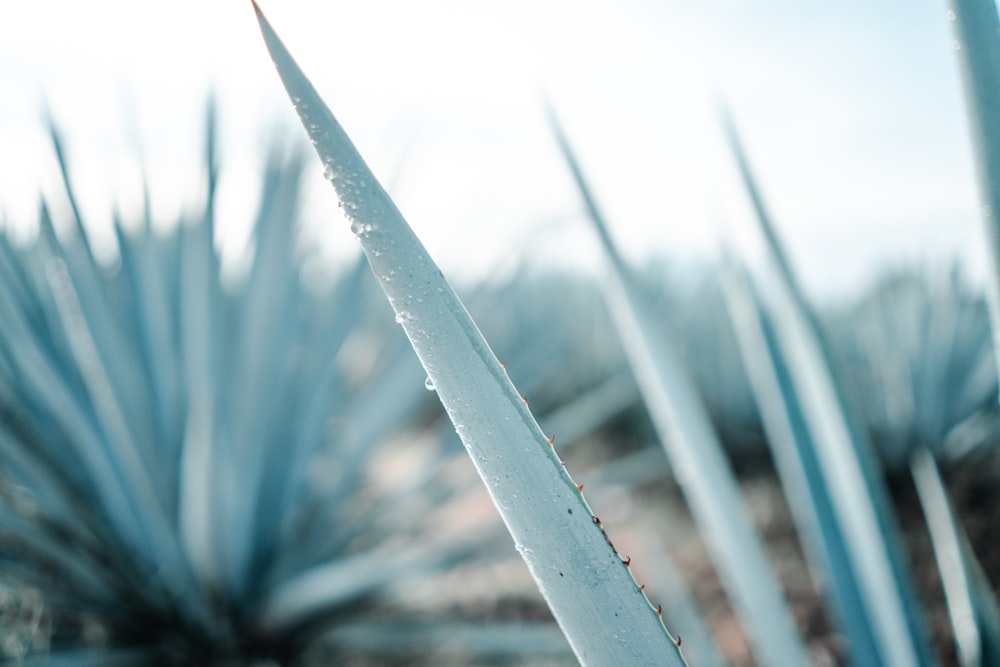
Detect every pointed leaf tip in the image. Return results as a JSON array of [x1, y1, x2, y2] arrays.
[[250, 8, 684, 661]]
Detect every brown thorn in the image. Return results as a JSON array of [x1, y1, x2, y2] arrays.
[[675, 636, 682, 648], [656, 604, 663, 617], [547, 435, 555, 446], [576, 484, 583, 492], [622, 555, 631, 566]]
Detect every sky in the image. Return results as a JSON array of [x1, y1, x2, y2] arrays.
[[0, 0, 987, 299]]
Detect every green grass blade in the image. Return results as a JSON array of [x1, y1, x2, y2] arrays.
[[252, 5, 683, 663], [949, 0, 1000, 392], [548, 109, 808, 667], [722, 110, 935, 667]]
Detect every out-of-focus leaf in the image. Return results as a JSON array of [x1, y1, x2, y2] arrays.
[[720, 254, 881, 666], [911, 447, 1000, 667], [949, 0, 1000, 389], [722, 109, 935, 667], [548, 107, 807, 667]]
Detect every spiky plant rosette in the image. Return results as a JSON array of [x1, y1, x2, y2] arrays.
[[0, 116, 573, 665], [824, 267, 998, 471]]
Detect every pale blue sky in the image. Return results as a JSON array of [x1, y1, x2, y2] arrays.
[[0, 0, 985, 297]]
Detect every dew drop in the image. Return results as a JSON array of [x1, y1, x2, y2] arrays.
[[946, 9, 955, 20], [424, 377, 436, 391], [323, 164, 336, 181], [395, 310, 411, 324], [350, 220, 376, 239]]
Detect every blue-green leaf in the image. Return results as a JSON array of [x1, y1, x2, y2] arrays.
[[549, 106, 808, 667], [252, 4, 683, 663], [722, 109, 935, 667]]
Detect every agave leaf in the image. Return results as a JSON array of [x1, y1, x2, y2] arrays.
[[39, 220, 213, 630], [722, 110, 935, 666], [0, 253, 150, 555], [547, 109, 808, 666], [269, 335, 429, 581], [177, 206, 230, 596], [0, 411, 117, 568], [825, 270, 997, 468], [949, 0, 1000, 390], [42, 129, 161, 505], [259, 535, 475, 633], [44, 116, 90, 258], [719, 254, 881, 665], [0, 504, 114, 604], [0, 234, 36, 318], [252, 255, 377, 569], [625, 527, 728, 667], [252, 4, 682, 663], [113, 217, 182, 465], [45, 247, 178, 572], [911, 447, 1000, 667]]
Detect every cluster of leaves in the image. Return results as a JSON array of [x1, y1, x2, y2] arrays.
[[0, 115, 586, 664], [4, 1, 1000, 666]]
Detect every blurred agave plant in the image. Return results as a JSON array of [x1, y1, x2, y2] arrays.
[[0, 112, 575, 665], [825, 268, 998, 472]]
